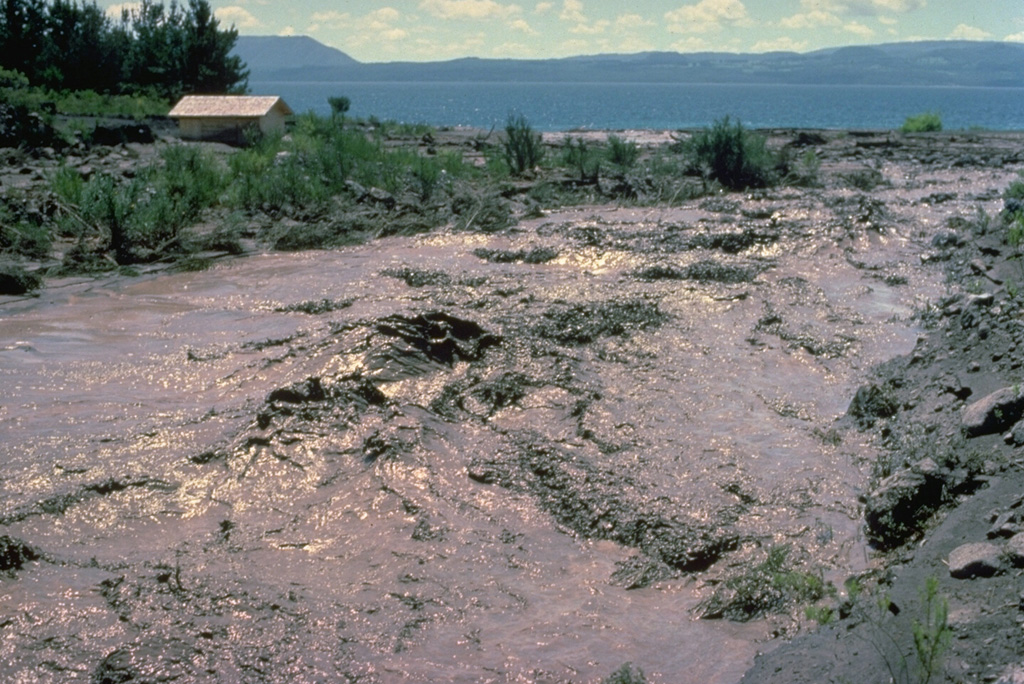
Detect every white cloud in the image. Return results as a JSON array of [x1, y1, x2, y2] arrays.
[[779, 10, 840, 29], [871, 0, 925, 11], [419, 0, 521, 20], [949, 23, 992, 40], [615, 14, 655, 31], [560, 0, 586, 23], [534, 2, 554, 13], [215, 6, 262, 28], [279, 26, 296, 36], [1005, 32, 1024, 43], [311, 8, 410, 46], [878, 15, 897, 25], [665, 0, 750, 34], [310, 10, 351, 28], [571, 19, 609, 34], [751, 36, 809, 52], [844, 21, 875, 39], [510, 18, 538, 34]]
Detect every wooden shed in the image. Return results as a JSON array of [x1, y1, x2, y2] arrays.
[[169, 95, 294, 144]]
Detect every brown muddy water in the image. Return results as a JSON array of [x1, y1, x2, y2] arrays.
[[0, 159, 1016, 682]]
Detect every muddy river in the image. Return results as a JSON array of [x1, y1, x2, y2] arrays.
[[1, 152, 1016, 682]]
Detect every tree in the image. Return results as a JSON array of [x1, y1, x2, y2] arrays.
[[183, 0, 247, 94], [328, 95, 350, 123], [0, 0, 247, 99]]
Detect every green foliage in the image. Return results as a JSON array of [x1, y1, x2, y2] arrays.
[[66, 145, 224, 263], [696, 545, 829, 621], [1005, 176, 1024, 202], [804, 604, 835, 625], [49, 164, 84, 206], [48, 90, 168, 118], [328, 95, 350, 119], [912, 577, 951, 684], [0, 201, 51, 259], [606, 134, 640, 169], [561, 136, 600, 181], [837, 575, 951, 684], [156, 145, 225, 223], [782, 148, 821, 187], [687, 116, 776, 190], [900, 112, 943, 133], [602, 663, 647, 684], [503, 112, 543, 176], [0, 0, 247, 100]]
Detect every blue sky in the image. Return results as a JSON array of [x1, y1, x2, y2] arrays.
[[101, 1, 1024, 62]]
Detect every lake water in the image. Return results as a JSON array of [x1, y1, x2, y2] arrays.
[[251, 80, 1024, 132]]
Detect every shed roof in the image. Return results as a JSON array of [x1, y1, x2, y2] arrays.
[[169, 95, 293, 118]]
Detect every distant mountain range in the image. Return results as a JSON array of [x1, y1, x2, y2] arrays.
[[234, 36, 1024, 88]]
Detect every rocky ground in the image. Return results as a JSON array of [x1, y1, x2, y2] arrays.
[[2, 124, 1024, 683]]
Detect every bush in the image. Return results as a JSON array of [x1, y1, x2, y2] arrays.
[[688, 116, 776, 190], [0, 221, 51, 260], [901, 112, 942, 133], [695, 545, 828, 621], [607, 135, 640, 169], [503, 112, 543, 176], [562, 136, 600, 181]]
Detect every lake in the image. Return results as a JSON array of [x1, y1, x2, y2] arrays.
[[251, 80, 1024, 132]]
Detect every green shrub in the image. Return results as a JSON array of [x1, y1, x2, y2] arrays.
[[900, 112, 942, 133], [156, 146, 225, 224], [49, 165, 85, 206], [781, 148, 821, 187], [503, 112, 543, 176], [607, 135, 640, 169], [688, 116, 776, 190], [695, 545, 829, 621], [603, 663, 647, 684], [0, 222, 51, 260], [328, 95, 350, 120], [562, 136, 600, 181]]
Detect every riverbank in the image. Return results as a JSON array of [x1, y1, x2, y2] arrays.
[[2, 126, 1023, 683]]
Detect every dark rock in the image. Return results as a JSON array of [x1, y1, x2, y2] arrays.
[[948, 542, 1003, 578], [0, 535, 39, 573], [0, 262, 41, 295], [930, 231, 965, 249], [1006, 419, 1024, 446], [90, 122, 154, 146], [863, 459, 946, 549], [962, 387, 1024, 437], [788, 131, 827, 147], [1006, 534, 1024, 568], [847, 383, 899, 428], [267, 377, 327, 404], [473, 246, 559, 264], [376, 312, 499, 365], [959, 293, 994, 329]]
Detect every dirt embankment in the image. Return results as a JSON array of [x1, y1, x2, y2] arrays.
[[742, 153, 1024, 684], [2, 127, 1024, 683]]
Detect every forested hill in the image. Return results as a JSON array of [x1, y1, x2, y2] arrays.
[[236, 36, 1024, 88]]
